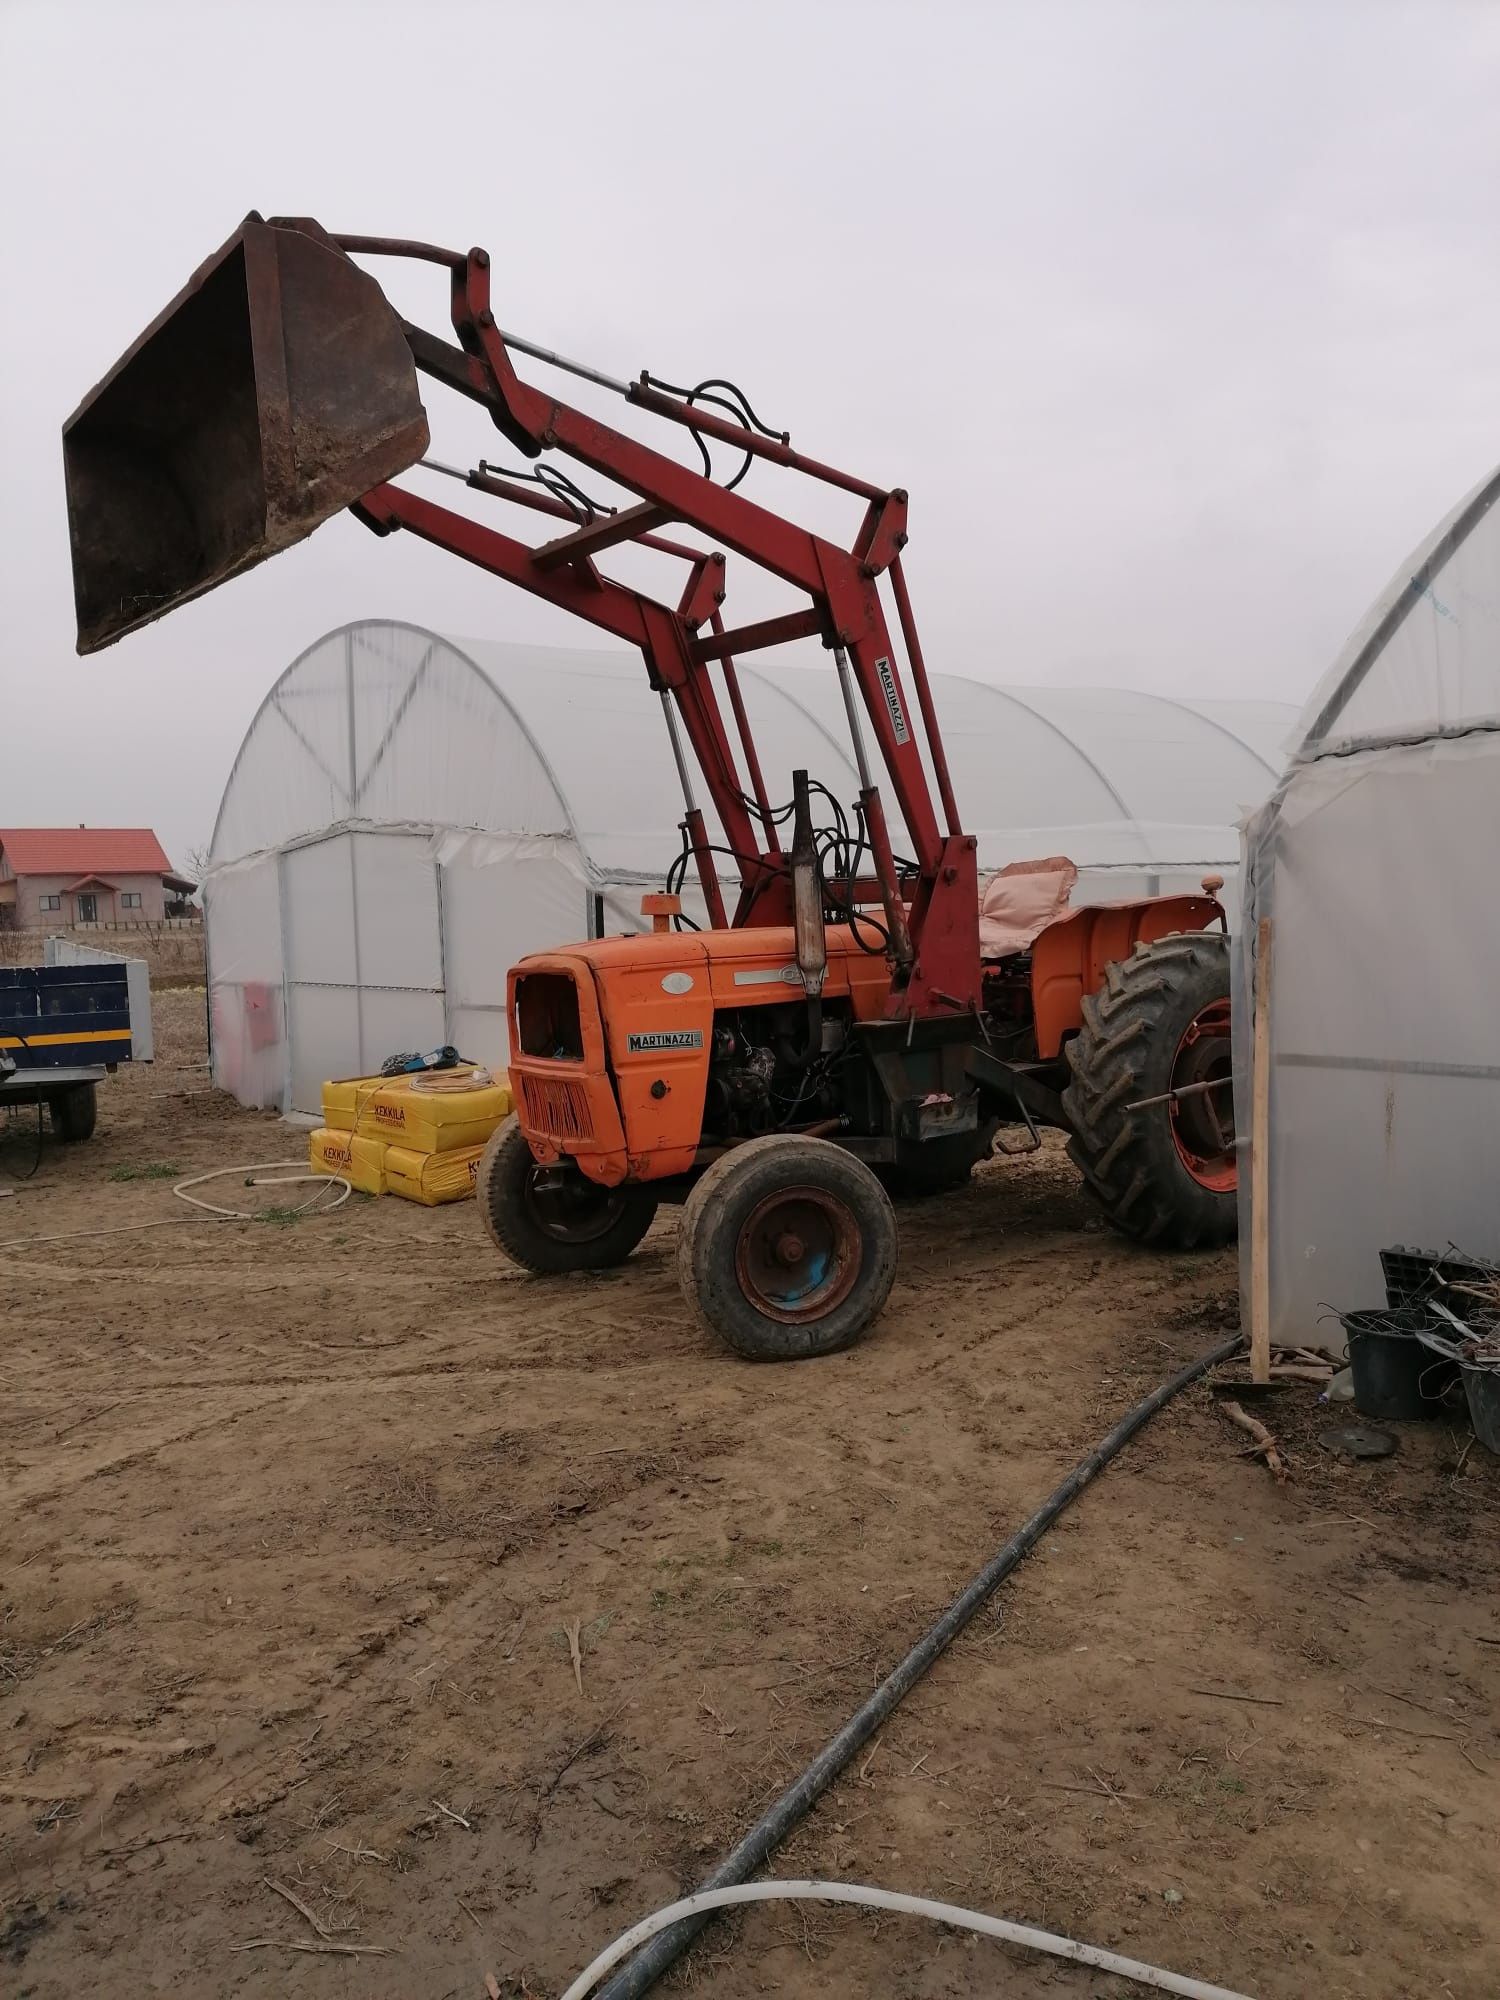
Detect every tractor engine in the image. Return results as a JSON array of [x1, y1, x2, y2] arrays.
[[979, 956, 1040, 1056], [703, 1002, 849, 1142]]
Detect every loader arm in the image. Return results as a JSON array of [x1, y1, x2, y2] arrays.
[[63, 213, 980, 1018]]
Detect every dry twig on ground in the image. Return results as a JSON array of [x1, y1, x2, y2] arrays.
[[1219, 1398, 1288, 1481]]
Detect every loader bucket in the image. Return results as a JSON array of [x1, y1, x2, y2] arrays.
[[63, 214, 430, 653]]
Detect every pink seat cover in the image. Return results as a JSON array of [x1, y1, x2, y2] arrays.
[[978, 856, 1079, 959]]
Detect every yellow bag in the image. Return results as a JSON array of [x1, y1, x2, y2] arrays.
[[320, 1074, 393, 1133], [308, 1127, 388, 1196], [356, 1069, 511, 1155], [384, 1141, 486, 1206]]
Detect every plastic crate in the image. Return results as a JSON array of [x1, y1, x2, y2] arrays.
[[1380, 1244, 1500, 1317]]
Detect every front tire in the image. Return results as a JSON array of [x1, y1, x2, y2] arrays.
[[1061, 931, 1236, 1249], [475, 1116, 658, 1273], [677, 1134, 899, 1360]]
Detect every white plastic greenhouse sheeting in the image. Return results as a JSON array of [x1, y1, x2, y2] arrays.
[[204, 621, 1294, 1114], [1236, 465, 1500, 1351], [207, 829, 599, 1115]]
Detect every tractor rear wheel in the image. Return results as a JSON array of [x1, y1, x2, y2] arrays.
[[476, 1115, 658, 1273], [677, 1134, 899, 1360], [1061, 930, 1236, 1249]]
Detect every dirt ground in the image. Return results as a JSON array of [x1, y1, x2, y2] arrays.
[[2, 992, 1497, 2000]]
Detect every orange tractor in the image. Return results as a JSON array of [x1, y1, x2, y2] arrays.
[[64, 215, 1236, 1359]]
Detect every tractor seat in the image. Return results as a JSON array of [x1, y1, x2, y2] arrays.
[[978, 856, 1079, 960]]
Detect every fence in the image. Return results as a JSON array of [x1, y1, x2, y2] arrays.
[[0, 924, 205, 986]]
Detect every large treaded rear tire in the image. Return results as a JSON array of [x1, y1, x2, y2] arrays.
[[475, 1115, 658, 1273], [677, 1134, 899, 1361], [1061, 931, 1236, 1249]]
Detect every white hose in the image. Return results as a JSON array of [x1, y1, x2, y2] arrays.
[[559, 1879, 1255, 2000], [172, 1162, 352, 1219], [0, 1165, 352, 1251]]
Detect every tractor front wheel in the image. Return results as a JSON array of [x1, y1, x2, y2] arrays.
[[677, 1134, 899, 1360], [1061, 930, 1236, 1249], [476, 1116, 658, 1273]]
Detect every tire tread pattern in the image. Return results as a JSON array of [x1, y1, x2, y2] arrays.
[[1060, 931, 1236, 1250], [50, 1082, 97, 1143], [475, 1115, 657, 1273], [677, 1134, 899, 1361]]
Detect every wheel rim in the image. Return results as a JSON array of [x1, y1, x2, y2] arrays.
[[1169, 997, 1236, 1192], [734, 1184, 861, 1324], [524, 1164, 630, 1244]]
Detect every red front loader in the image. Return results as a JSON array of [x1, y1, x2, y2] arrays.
[[63, 215, 1235, 1359]]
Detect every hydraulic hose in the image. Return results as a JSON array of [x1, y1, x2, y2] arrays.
[[591, 1331, 1244, 2000]]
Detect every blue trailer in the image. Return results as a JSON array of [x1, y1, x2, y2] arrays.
[[0, 957, 149, 1141]]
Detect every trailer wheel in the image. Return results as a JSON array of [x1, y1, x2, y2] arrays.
[[49, 1082, 97, 1143], [475, 1115, 657, 1273], [677, 1134, 898, 1360], [1061, 931, 1236, 1249]]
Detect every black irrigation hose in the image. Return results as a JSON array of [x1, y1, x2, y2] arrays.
[[594, 1330, 1244, 2000]]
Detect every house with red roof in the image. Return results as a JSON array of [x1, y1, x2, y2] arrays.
[[0, 829, 196, 929]]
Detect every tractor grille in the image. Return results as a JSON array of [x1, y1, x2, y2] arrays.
[[518, 1072, 594, 1142]]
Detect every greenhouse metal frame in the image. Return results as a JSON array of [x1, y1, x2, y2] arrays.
[[1236, 465, 1500, 1348], [204, 621, 1293, 1115]]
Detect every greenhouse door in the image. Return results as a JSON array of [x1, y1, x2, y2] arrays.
[[438, 841, 596, 1076], [281, 831, 446, 1115]]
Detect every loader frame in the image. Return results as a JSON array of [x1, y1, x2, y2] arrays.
[[64, 215, 1239, 1355], [314, 224, 981, 1021]]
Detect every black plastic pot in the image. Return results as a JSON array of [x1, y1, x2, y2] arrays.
[[1341, 1308, 1456, 1422]]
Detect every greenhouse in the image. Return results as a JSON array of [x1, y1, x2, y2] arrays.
[[203, 619, 1294, 1114], [1237, 465, 1500, 1348]]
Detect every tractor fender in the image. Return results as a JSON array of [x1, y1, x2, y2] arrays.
[[1029, 895, 1222, 1060]]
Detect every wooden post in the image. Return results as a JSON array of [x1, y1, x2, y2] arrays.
[[1249, 916, 1273, 1384]]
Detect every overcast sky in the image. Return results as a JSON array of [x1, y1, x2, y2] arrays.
[[3, 0, 1498, 873]]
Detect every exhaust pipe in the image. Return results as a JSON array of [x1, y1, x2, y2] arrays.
[[62, 214, 430, 653]]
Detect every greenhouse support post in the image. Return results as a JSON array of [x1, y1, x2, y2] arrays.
[[1249, 915, 1272, 1383]]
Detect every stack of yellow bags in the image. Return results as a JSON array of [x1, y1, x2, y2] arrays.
[[359, 1069, 511, 1205], [309, 1067, 512, 1204], [309, 1076, 389, 1195]]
